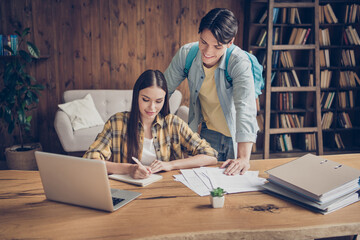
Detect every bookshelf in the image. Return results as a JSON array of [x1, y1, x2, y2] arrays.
[[246, 0, 360, 159], [319, 1, 360, 154], [245, 0, 323, 159]]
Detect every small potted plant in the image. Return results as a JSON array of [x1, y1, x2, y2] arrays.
[[210, 187, 227, 208]]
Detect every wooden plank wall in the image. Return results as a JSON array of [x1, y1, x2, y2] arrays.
[[0, 0, 244, 159]]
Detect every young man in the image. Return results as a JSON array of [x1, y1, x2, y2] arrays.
[[164, 8, 259, 175]]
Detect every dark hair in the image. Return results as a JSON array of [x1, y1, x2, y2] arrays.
[[126, 70, 169, 163], [198, 8, 238, 44]]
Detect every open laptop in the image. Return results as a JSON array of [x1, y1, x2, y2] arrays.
[[35, 151, 141, 212]]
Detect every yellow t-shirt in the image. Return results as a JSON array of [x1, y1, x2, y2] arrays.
[[199, 64, 231, 137]]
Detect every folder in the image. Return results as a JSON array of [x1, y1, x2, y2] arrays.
[[109, 173, 163, 187], [266, 153, 360, 204], [263, 181, 360, 214]]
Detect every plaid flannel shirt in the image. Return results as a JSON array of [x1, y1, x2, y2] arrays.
[[83, 112, 217, 163]]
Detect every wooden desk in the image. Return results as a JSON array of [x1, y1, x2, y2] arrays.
[[1, 154, 359, 240]]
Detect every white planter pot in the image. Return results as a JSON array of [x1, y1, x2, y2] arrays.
[[210, 195, 225, 208]]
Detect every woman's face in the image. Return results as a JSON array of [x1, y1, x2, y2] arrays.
[[138, 86, 166, 123], [199, 29, 232, 68]]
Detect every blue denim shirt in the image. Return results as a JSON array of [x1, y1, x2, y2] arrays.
[[164, 42, 259, 153]]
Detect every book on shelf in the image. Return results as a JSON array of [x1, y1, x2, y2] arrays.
[[319, 28, 331, 46], [288, 28, 298, 45], [319, 5, 324, 23], [258, 9, 268, 24], [320, 4, 338, 24], [338, 112, 352, 128], [309, 73, 314, 87], [320, 92, 335, 109], [258, 7, 280, 24], [293, 28, 306, 45], [321, 112, 333, 129], [280, 72, 290, 87], [338, 91, 354, 108], [278, 92, 293, 110], [275, 134, 293, 152], [320, 70, 332, 88], [272, 51, 280, 68], [288, 8, 301, 24], [263, 153, 360, 214], [256, 50, 266, 66], [277, 135, 286, 152], [326, 4, 338, 24], [291, 70, 301, 87], [345, 4, 359, 24], [354, 72, 360, 85], [280, 51, 294, 68], [288, 28, 310, 45], [281, 8, 287, 24], [345, 26, 360, 45], [334, 133, 345, 149], [304, 134, 316, 151], [283, 134, 293, 151], [301, 28, 311, 45], [271, 72, 277, 84], [319, 50, 330, 67], [341, 49, 356, 67], [279, 114, 303, 128], [273, 27, 280, 45], [339, 71, 357, 88], [273, 7, 280, 23], [256, 28, 267, 47]]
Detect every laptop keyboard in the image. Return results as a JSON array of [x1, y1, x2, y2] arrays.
[[112, 197, 125, 206]]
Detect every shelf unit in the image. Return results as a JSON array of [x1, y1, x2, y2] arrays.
[[245, 0, 323, 159], [246, 0, 360, 159], [319, 0, 360, 154]]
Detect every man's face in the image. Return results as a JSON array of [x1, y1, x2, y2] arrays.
[[199, 29, 233, 68]]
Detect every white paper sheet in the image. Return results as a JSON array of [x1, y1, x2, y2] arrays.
[[174, 167, 266, 196]]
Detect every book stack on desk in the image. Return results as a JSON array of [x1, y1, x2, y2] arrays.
[[263, 153, 360, 214]]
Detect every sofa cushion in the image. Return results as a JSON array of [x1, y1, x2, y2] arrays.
[[63, 90, 133, 121], [58, 94, 105, 131]]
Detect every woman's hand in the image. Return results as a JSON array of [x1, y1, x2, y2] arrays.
[[129, 164, 152, 179], [150, 160, 173, 173]]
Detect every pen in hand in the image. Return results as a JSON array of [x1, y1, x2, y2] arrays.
[[132, 157, 152, 174]]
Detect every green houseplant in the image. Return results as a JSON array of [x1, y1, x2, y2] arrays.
[[0, 28, 44, 170], [210, 187, 227, 208]]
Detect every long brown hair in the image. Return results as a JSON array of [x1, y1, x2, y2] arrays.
[[126, 70, 170, 163]]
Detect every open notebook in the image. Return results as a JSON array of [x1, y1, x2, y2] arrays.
[[109, 173, 163, 187]]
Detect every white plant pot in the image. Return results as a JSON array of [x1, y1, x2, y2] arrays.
[[210, 195, 225, 208]]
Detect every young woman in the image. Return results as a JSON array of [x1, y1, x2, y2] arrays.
[[83, 70, 217, 179]]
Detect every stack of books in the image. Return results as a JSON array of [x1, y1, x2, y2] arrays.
[[263, 154, 360, 214]]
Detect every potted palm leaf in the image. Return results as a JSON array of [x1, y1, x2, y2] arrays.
[[0, 28, 44, 170]]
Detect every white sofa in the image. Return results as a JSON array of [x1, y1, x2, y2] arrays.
[[54, 89, 189, 153]]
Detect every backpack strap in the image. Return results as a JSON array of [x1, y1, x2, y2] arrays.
[[224, 44, 236, 84], [183, 43, 200, 78], [244, 51, 265, 98]]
